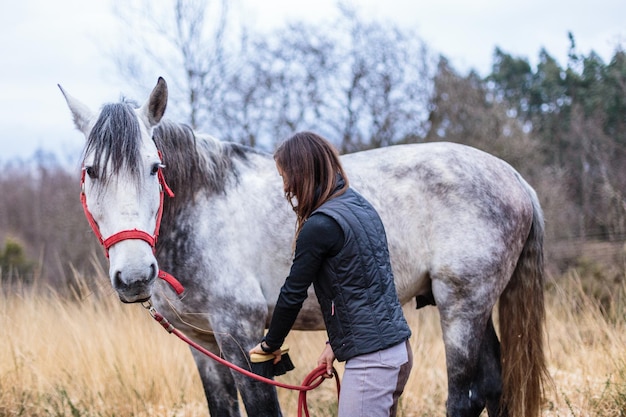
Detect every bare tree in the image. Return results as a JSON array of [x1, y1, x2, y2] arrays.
[[427, 57, 543, 173], [111, 2, 434, 151], [112, 0, 232, 129], [214, 23, 342, 149], [211, 7, 434, 151], [330, 6, 433, 152], [567, 104, 626, 239]]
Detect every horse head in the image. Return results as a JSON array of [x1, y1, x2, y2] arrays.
[[59, 78, 170, 303]]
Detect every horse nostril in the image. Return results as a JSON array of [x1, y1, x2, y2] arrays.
[[114, 270, 124, 289], [150, 262, 157, 280]]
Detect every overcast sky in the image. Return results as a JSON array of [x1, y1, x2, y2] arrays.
[[1, 0, 624, 163]]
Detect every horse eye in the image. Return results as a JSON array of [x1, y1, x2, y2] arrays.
[[150, 163, 162, 176], [85, 166, 98, 179]]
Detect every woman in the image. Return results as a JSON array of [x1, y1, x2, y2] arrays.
[[250, 131, 413, 417]]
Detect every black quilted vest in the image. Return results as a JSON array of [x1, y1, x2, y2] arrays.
[[312, 187, 411, 361]]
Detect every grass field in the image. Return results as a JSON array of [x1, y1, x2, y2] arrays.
[[0, 274, 624, 416]]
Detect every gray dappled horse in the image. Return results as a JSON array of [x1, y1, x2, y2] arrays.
[[60, 77, 549, 417]]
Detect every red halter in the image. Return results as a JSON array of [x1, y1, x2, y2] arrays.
[[80, 154, 184, 295]]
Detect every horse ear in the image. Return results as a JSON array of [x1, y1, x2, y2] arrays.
[[140, 77, 168, 127], [58, 84, 94, 136]]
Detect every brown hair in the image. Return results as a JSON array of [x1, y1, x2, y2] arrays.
[[274, 131, 349, 237]]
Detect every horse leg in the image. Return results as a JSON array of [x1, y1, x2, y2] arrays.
[[190, 344, 242, 416], [210, 301, 283, 417], [181, 310, 281, 417], [438, 304, 492, 417], [475, 316, 505, 417], [232, 365, 282, 417], [191, 337, 282, 417]]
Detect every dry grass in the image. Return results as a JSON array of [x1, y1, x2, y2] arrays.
[[0, 275, 624, 416], [0, 287, 206, 416], [541, 276, 626, 416]]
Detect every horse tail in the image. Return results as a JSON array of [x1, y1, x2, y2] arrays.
[[498, 178, 551, 417]]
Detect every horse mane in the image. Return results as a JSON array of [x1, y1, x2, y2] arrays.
[[84, 100, 141, 187], [153, 119, 262, 226]]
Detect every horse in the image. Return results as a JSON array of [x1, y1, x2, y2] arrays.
[[59, 77, 549, 417]]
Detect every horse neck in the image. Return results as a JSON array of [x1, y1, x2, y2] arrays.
[[154, 124, 271, 237]]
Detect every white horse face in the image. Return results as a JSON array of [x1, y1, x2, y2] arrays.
[[60, 78, 169, 302], [83, 133, 162, 302]]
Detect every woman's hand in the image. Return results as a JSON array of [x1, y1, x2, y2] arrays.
[[317, 342, 336, 377], [249, 342, 283, 365]]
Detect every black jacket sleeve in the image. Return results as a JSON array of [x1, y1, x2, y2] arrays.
[[263, 213, 343, 350]]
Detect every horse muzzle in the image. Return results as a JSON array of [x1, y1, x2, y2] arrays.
[[111, 262, 158, 303]]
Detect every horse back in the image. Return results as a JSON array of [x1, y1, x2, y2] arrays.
[[343, 142, 536, 305]]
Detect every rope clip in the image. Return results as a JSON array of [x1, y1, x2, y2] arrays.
[[142, 300, 175, 333]]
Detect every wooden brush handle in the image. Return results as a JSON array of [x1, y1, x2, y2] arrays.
[[250, 345, 290, 363]]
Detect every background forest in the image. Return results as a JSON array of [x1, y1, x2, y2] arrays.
[[1, 2, 624, 306]]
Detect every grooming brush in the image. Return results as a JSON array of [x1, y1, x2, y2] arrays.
[[250, 345, 295, 377]]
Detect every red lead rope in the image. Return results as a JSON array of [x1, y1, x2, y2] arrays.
[[143, 302, 341, 417]]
